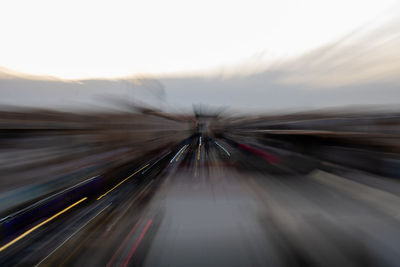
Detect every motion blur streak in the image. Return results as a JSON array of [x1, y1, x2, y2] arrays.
[[2, 107, 400, 267], [122, 219, 153, 267], [175, 145, 188, 162], [36, 203, 111, 266], [97, 164, 149, 200], [106, 217, 143, 267], [2, 0, 400, 265], [0, 197, 87, 252], [215, 141, 230, 157], [197, 143, 201, 161]]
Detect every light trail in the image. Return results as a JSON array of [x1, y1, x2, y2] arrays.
[[97, 164, 149, 200], [36, 203, 111, 266], [122, 219, 153, 267], [142, 151, 171, 174], [106, 217, 143, 267], [170, 145, 187, 163], [175, 144, 188, 162], [0, 175, 98, 223], [0, 197, 87, 253], [215, 141, 230, 157]]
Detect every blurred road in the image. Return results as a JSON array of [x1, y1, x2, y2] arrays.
[[1, 133, 400, 267]]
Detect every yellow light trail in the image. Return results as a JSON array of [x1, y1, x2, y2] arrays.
[[97, 164, 149, 200], [0, 197, 87, 253], [175, 144, 188, 162]]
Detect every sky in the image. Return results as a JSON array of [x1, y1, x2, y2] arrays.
[[1, 0, 400, 112], [0, 0, 399, 79]]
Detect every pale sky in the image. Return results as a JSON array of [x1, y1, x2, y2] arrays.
[[0, 0, 398, 79]]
